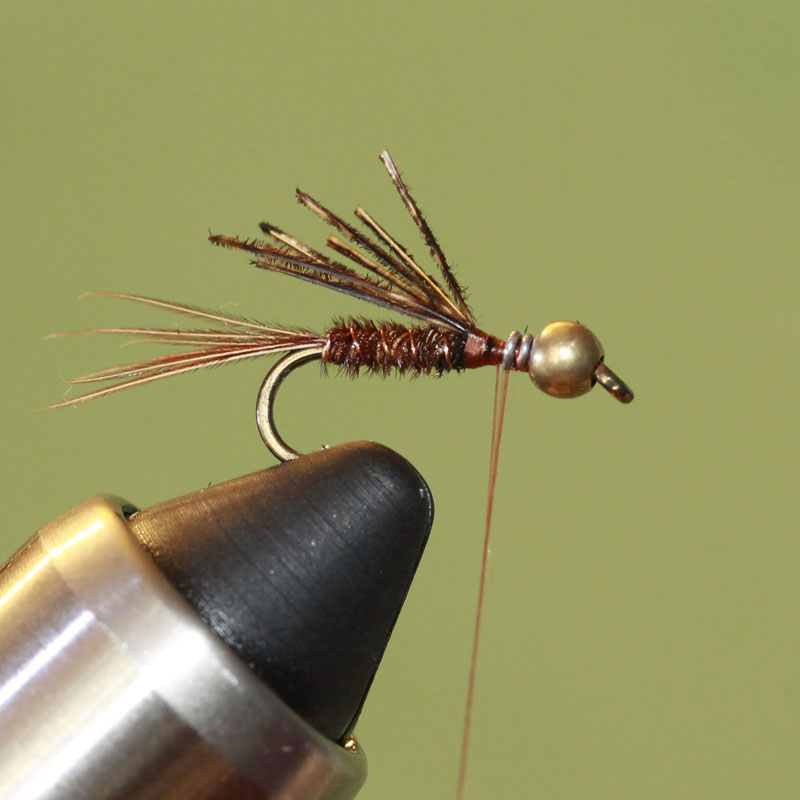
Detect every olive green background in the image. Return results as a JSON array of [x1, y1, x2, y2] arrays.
[[2, 2, 798, 798]]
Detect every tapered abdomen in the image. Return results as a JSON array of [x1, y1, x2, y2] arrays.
[[323, 321, 469, 376]]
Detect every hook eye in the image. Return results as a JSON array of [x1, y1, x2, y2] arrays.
[[256, 347, 325, 461], [593, 362, 634, 404]]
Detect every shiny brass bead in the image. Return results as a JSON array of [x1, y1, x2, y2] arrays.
[[528, 321, 604, 399]]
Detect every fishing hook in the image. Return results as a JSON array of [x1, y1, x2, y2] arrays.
[[256, 346, 326, 462]]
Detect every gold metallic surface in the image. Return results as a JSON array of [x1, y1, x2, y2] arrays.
[[594, 362, 634, 403], [341, 736, 359, 753], [528, 321, 604, 398]]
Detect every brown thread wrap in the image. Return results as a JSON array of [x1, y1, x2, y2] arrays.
[[323, 320, 468, 376]]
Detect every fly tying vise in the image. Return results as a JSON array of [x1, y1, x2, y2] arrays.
[[51, 151, 633, 458]]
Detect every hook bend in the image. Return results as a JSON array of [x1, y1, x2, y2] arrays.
[[256, 346, 326, 462]]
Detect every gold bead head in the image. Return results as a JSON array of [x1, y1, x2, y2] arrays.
[[528, 320, 634, 403], [528, 321, 604, 399]]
